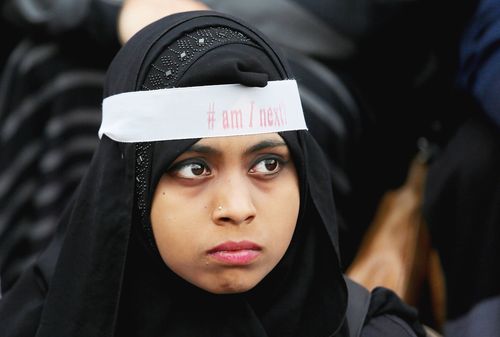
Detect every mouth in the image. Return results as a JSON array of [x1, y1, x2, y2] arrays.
[[207, 240, 262, 265]]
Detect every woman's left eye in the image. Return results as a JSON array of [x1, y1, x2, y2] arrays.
[[249, 157, 283, 175]]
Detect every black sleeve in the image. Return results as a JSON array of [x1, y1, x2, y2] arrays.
[[362, 287, 427, 337], [362, 314, 419, 337]]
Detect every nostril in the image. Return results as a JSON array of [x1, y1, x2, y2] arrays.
[[216, 214, 255, 225], [245, 215, 255, 223]]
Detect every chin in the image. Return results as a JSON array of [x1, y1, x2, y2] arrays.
[[201, 276, 261, 295], [208, 285, 254, 294]]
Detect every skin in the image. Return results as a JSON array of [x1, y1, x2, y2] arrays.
[[118, 0, 209, 44], [151, 133, 300, 294]]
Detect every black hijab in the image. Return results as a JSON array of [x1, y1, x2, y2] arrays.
[[2, 11, 348, 337]]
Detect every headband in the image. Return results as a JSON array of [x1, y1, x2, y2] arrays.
[[99, 80, 307, 142]]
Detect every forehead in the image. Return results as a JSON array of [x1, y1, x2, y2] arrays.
[[192, 133, 286, 152]]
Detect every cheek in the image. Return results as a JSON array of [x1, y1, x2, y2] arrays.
[[259, 176, 300, 254], [150, 190, 236, 294], [150, 186, 206, 266]]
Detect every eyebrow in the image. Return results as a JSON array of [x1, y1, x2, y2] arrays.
[[186, 144, 219, 155], [185, 139, 287, 156], [243, 139, 287, 155]]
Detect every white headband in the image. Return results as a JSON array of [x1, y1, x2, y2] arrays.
[[99, 80, 307, 142]]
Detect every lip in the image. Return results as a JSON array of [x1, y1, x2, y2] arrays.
[[207, 240, 262, 265]]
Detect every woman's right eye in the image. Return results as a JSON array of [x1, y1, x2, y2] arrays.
[[170, 161, 211, 179]]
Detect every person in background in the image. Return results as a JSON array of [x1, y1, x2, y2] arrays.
[[0, 0, 123, 293], [423, 0, 500, 335]]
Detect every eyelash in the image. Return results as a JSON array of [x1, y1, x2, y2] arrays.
[[168, 159, 211, 179], [249, 155, 285, 176], [168, 155, 286, 180]]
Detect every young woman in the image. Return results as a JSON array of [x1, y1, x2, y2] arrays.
[[0, 11, 426, 337]]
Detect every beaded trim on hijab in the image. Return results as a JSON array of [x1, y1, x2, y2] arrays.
[[135, 26, 258, 249], [142, 26, 254, 90]]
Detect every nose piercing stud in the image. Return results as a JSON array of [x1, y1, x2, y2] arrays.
[[217, 205, 223, 211]]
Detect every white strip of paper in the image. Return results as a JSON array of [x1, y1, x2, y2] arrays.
[[99, 80, 307, 142]]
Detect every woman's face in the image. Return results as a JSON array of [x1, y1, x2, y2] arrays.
[[151, 133, 300, 294]]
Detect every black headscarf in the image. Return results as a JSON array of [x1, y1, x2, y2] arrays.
[[0, 11, 348, 337]]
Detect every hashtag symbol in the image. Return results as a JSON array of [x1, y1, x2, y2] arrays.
[[207, 103, 216, 130]]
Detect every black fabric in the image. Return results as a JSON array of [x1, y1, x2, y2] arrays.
[[361, 314, 419, 337], [0, 0, 121, 294], [342, 279, 426, 337], [2, 0, 121, 51], [344, 276, 372, 337], [291, 0, 419, 40], [364, 287, 426, 337], [423, 113, 500, 322]]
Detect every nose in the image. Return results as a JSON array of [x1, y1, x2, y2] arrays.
[[212, 175, 256, 226]]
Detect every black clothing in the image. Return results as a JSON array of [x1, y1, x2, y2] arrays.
[[0, 11, 424, 337], [422, 0, 500, 334], [0, 0, 122, 293], [423, 113, 500, 336]]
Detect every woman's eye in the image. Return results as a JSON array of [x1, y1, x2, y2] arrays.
[[172, 162, 211, 179], [250, 158, 282, 175]]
